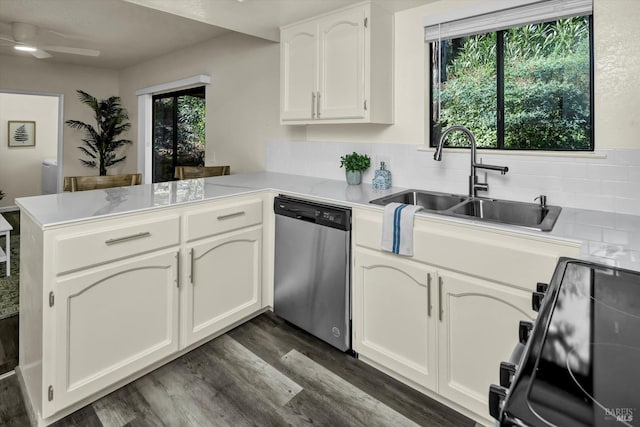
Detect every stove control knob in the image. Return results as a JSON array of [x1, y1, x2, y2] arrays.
[[536, 282, 549, 293], [499, 362, 516, 388], [489, 384, 508, 421], [532, 291, 545, 312], [519, 321, 533, 344]]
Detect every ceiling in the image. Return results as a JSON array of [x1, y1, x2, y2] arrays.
[[124, 0, 436, 42], [0, 0, 434, 70]]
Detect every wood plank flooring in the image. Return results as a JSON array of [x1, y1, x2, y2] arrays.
[[0, 314, 18, 375], [0, 312, 475, 426]]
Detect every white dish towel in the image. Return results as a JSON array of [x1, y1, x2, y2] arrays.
[[381, 203, 423, 256]]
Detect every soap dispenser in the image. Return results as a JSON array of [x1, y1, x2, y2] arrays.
[[372, 161, 392, 190]]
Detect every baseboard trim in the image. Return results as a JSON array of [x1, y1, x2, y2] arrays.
[[0, 369, 15, 381], [15, 366, 38, 427]]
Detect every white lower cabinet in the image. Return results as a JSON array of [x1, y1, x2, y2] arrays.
[[51, 249, 179, 415], [20, 195, 267, 424], [184, 227, 262, 346], [352, 207, 579, 424], [436, 270, 535, 419], [353, 249, 437, 391], [354, 249, 535, 424]]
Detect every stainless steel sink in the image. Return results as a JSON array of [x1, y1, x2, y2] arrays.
[[449, 198, 562, 232], [369, 190, 562, 231], [370, 190, 467, 211]]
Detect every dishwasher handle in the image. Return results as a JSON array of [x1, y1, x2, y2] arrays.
[[274, 205, 316, 223]]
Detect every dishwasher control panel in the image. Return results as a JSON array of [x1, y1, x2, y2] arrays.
[[274, 195, 351, 231], [316, 210, 344, 226]]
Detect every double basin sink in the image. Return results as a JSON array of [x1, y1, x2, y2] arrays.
[[370, 190, 561, 232]]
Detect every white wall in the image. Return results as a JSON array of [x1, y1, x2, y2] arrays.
[[593, 0, 640, 149], [0, 93, 59, 208], [118, 31, 305, 175], [0, 54, 120, 178]]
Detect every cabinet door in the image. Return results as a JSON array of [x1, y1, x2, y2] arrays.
[[437, 270, 536, 421], [317, 7, 366, 120], [281, 21, 317, 121], [353, 249, 437, 391], [50, 250, 179, 416], [184, 227, 262, 346]]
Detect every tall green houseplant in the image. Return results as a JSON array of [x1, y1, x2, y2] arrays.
[[66, 90, 132, 176]]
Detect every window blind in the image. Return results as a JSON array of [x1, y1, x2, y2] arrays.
[[424, 0, 593, 42]]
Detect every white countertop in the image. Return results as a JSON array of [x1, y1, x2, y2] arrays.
[[16, 171, 640, 271]]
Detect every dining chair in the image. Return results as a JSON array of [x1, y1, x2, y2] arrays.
[[63, 173, 142, 192], [174, 165, 231, 180]]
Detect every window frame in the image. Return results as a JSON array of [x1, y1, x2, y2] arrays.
[[428, 15, 595, 152]]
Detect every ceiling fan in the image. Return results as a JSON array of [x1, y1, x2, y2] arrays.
[[0, 22, 100, 59]]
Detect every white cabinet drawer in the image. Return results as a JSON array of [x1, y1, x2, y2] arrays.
[[54, 215, 180, 275], [185, 198, 262, 242]]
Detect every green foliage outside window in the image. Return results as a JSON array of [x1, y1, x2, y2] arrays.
[[433, 17, 592, 151], [153, 90, 205, 182]]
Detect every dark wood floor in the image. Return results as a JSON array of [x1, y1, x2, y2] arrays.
[[0, 312, 474, 426], [0, 314, 18, 375]]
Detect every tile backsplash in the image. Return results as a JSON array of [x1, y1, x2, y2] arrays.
[[266, 140, 640, 215]]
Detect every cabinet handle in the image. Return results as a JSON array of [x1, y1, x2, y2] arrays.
[[189, 248, 194, 285], [175, 252, 180, 288], [311, 92, 316, 119], [105, 231, 151, 245], [217, 211, 245, 220], [427, 273, 432, 317], [316, 91, 321, 118], [438, 276, 443, 322]]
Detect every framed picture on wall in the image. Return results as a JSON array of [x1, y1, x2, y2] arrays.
[[8, 120, 36, 147]]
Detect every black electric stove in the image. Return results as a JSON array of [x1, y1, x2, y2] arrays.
[[490, 258, 640, 427]]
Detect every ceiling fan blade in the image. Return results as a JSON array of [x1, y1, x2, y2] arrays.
[[31, 48, 52, 59], [42, 45, 100, 57], [0, 34, 15, 43]]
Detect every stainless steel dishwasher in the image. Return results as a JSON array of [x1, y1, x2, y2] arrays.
[[273, 195, 351, 352]]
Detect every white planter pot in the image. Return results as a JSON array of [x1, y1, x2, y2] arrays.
[[346, 170, 362, 185]]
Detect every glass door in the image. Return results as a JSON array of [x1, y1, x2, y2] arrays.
[[152, 86, 206, 183]]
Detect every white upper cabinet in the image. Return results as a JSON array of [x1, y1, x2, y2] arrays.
[[280, 21, 317, 121], [280, 2, 393, 124], [317, 7, 365, 120]]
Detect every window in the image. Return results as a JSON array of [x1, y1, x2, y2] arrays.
[[428, 4, 593, 151], [152, 86, 206, 183]]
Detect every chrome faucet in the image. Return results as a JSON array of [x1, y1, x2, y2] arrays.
[[434, 125, 509, 198]]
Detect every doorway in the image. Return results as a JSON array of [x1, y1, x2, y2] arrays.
[[0, 91, 62, 208], [0, 90, 62, 376], [152, 86, 206, 183]]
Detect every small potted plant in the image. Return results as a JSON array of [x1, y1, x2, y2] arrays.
[[340, 152, 371, 185]]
